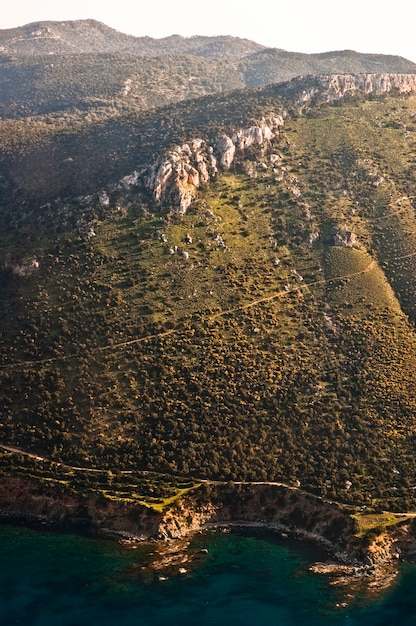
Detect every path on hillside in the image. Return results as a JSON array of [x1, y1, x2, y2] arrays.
[[3, 442, 416, 518], [1, 193, 416, 369], [370, 195, 416, 221], [0, 442, 293, 488], [0, 444, 116, 474], [0, 256, 378, 368], [209, 259, 376, 320]]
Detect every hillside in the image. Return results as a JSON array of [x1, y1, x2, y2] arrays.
[[0, 20, 264, 57], [1, 20, 415, 119], [1, 73, 416, 514]]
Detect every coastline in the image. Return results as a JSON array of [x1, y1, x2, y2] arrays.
[[1, 475, 415, 596]]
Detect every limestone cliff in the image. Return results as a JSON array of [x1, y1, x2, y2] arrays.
[[143, 116, 285, 213], [2, 476, 416, 592], [287, 72, 416, 110], [0, 477, 356, 552], [133, 73, 416, 213]]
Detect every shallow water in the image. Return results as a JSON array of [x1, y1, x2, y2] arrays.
[[0, 523, 415, 625]]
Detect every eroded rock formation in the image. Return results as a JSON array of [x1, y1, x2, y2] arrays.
[[139, 73, 416, 213], [143, 116, 286, 213]]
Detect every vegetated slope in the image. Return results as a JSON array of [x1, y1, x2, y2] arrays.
[[2, 74, 416, 202], [0, 20, 264, 57], [0, 53, 245, 118], [241, 48, 416, 87], [1, 86, 416, 512], [1, 20, 415, 119]]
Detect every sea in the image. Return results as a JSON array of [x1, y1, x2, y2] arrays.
[[0, 522, 415, 626]]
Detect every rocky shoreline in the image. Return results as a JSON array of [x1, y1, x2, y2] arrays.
[[0, 476, 415, 596]]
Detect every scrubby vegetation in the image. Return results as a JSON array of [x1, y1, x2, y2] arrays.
[[0, 448, 200, 511], [1, 20, 415, 121], [1, 67, 416, 513]]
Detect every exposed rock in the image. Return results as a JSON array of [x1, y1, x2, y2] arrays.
[[231, 116, 284, 151], [333, 229, 360, 248], [146, 140, 218, 214], [1, 475, 416, 595], [144, 117, 285, 213], [106, 73, 416, 215], [118, 170, 143, 189], [7, 258, 40, 277], [76, 218, 96, 239], [214, 234, 226, 249], [291, 269, 304, 282], [308, 231, 320, 246], [215, 134, 236, 168], [290, 73, 416, 111], [98, 190, 110, 207]]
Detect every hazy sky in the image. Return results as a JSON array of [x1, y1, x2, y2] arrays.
[[2, 0, 416, 62]]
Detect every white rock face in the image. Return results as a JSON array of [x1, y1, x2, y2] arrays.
[[295, 73, 416, 109], [232, 116, 284, 151], [145, 116, 286, 212], [9, 259, 40, 277], [333, 229, 360, 248], [215, 135, 236, 169], [98, 191, 110, 207], [120, 74, 416, 214], [146, 139, 218, 214]]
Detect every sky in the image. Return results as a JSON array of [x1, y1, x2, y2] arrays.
[[2, 0, 416, 63]]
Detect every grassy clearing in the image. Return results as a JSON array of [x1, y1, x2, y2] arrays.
[[353, 512, 416, 537]]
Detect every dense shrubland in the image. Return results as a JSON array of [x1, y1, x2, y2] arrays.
[[1, 89, 416, 511]]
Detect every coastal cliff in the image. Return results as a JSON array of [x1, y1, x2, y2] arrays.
[[1, 476, 415, 591]]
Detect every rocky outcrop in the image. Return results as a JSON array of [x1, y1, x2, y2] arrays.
[[0, 476, 161, 540], [333, 229, 360, 248], [283, 72, 416, 111], [62, 73, 416, 217], [143, 116, 286, 213], [0, 476, 354, 551], [145, 140, 218, 214], [4, 257, 40, 277], [138, 74, 416, 213], [2, 475, 416, 593]]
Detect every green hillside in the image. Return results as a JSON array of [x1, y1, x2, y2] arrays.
[[1, 87, 416, 512], [0, 53, 245, 118], [1, 20, 415, 120]]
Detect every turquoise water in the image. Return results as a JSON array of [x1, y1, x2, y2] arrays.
[[0, 523, 415, 625]]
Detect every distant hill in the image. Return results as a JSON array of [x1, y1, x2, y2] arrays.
[[0, 53, 245, 117], [241, 48, 416, 86], [0, 20, 415, 119], [0, 20, 264, 58]]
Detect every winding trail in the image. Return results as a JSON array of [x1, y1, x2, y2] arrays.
[[0, 444, 118, 474], [209, 259, 376, 320], [0, 257, 377, 369], [0, 442, 293, 488], [0, 194, 415, 370], [2, 442, 416, 519]]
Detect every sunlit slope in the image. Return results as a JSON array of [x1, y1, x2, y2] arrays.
[[292, 96, 416, 318], [1, 94, 416, 510]]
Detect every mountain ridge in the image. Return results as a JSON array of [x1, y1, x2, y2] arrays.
[[2, 71, 416, 205], [1, 20, 415, 122], [0, 19, 265, 57]]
